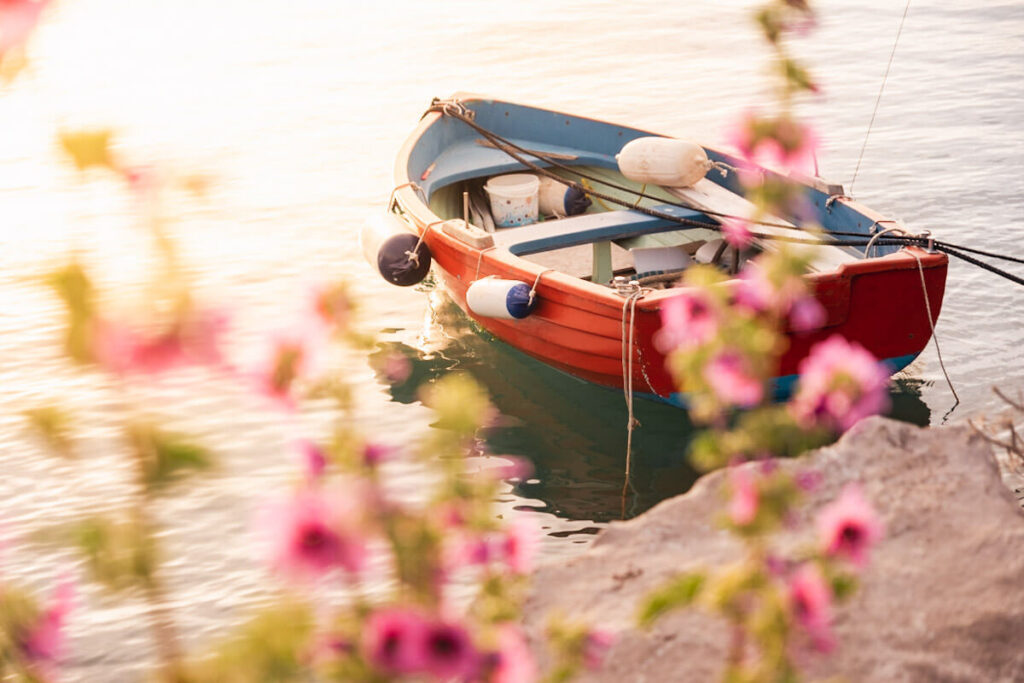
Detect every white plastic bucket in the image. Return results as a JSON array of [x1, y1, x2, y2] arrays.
[[484, 174, 540, 227]]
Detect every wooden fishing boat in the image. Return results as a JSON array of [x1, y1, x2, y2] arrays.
[[367, 94, 947, 407]]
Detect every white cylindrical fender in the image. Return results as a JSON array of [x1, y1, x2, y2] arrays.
[[466, 278, 537, 320], [538, 176, 591, 218], [360, 213, 432, 287], [616, 137, 712, 188]]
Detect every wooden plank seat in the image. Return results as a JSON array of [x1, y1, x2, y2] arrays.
[[492, 205, 715, 256]]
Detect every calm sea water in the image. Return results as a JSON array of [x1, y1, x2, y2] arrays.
[[0, 0, 1021, 678]]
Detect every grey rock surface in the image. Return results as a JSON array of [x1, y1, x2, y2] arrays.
[[524, 417, 1024, 682]]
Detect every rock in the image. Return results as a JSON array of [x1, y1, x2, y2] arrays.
[[523, 417, 1024, 682]]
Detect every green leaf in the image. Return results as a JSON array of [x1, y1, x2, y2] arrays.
[[420, 372, 492, 436], [129, 424, 214, 492], [23, 405, 75, 458], [45, 262, 97, 364], [637, 572, 706, 627], [54, 516, 157, 594]]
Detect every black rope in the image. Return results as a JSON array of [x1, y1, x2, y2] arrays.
[[425, 101, 1024, 288]]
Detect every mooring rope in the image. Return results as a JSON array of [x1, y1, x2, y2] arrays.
[[908, 248, 960, 407], [850, 0, 913, 195], [619, 282, 645, 515], [528, 268, 555, 306]]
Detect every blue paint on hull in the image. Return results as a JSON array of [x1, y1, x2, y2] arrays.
[[637, 352, 922, 409]]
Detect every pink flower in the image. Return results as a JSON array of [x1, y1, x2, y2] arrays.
[[582, 629, 615, 670], [492, 625, 537, 683], [310, 283, 352, 333], [788, 295, 826, 332], [252, 328, 324, 408], [264, 488, 366, 579], [790, 335, 891, 432], [721, 217, 754, 249], [817, 484, 883, 568], [362, 608, 430, 675], [92, 309, 227, 376], [655, 290, 718, 352], [704, 350, 763, 408], [728, 466, 759, 525], [298, 440, 327, 481], [362, 442, 394, 467], [19, 579, 74, 666], [421, 619, 479, 680], [0, 0, 49, 57], [726, 111, 819, 176], [788, 563, 835, 653], [383, 352, 412, 384], [502, 518, 538, 574]]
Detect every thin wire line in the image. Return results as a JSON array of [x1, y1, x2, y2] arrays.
[[850, 0, 913, 195]]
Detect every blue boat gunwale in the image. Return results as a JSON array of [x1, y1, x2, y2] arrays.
[[394, 93, 904, 262]]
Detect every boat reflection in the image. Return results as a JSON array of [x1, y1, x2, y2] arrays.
[[370, 295, 931, 524]]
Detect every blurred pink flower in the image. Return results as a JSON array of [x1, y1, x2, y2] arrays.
[[362, 442, 394, 467], [383, 352, 412, 384], [502, 518, 538, 575], [265, 488, 366, 579], [788, 563, 835, 653], [0, 0, 49, 56], [298, 440, 326, 481], [92, 309, 228, 376], [788, 295, 826, 332], [704, 350, 763, 408], [309, 283, 352, 333], [362, 608, 430, 675], [655, 290, 718, 352], [721, 217, 754, 249], [492, 625, 537, 683], [421, 619, 478, 680], [727, 111, 819, 176], [582, 629, 615, 670], [817, 484, 883, 568], [19, 579, 73, 666], [728, 466, 759, 525], [252, 328, 324, 409], [790, 335, 890, 431]]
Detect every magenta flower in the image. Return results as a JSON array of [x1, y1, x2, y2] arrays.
[[18, 579, 74, 666], [582, 628, 615, 670], [362, 608, 430, 675], [817, 484, 884, 568], [502, 518, 538, 575], [309, 283, 352, 333], [654, 290, 718, 352], [492, 625, 537, 683], [362, 442, 394, 467], [704, 350, 763, 408], [265, 488, 366, 579], [421, 619, 479, 680], [251, 327, 325, 409], [790, 335, 891, 431], [788, 563, 835, 653], [383, 352, 412, 384], [721, 217, 754, 249], [728, 465, 759, 526]]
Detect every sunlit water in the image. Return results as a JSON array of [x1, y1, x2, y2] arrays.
[[0, 0, 1021, 678]]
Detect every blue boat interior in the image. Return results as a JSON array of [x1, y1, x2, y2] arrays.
[[404, 98, 898, 284]]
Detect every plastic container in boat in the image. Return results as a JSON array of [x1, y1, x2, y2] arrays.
[[484, 174, 540, 227], [538, 176, 591, 218], [616, 137, 712, 188]]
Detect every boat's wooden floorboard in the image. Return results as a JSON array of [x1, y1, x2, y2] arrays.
[[518, 242, 633, 280]]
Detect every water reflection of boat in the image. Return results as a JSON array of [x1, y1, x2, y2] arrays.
[[371, 297, 932, 522], [368, 94, 948, 408]]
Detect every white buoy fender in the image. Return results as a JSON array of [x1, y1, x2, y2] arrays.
[[360, 213, 432, 287], [466, 278, 537, 320], [538, 176, 591, 218], [616, 137, 712, 188]]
